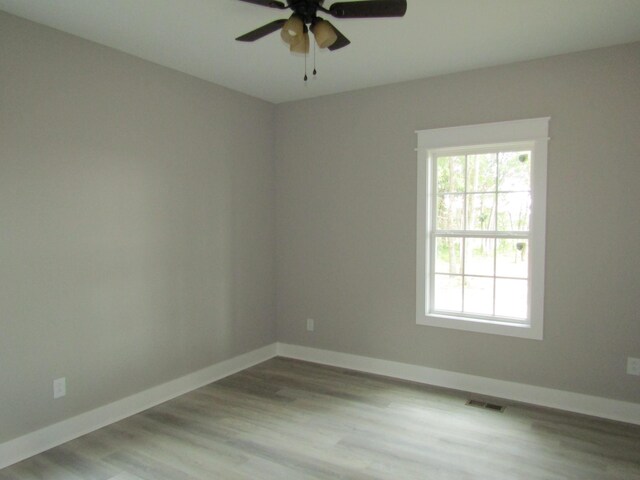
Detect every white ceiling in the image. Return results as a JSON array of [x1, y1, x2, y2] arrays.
[[1, 0, 640, 103]]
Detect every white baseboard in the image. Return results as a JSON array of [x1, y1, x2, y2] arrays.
[[0, 343, 278, 470], [277, 343, 640, 426]]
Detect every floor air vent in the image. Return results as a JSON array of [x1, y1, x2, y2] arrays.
[[465, 399, 505, 412]]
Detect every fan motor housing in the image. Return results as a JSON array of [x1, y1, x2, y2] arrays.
[[289, 0, 325, 24]]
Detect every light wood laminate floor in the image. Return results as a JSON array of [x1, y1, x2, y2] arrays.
[[1, 357, 639, 479]]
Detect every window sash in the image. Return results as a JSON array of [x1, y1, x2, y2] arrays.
[[427, 236, 531, 323]]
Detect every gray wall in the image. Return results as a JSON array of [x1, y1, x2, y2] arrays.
[[275, 42, 640, 403], [0, 12, 276, 443]]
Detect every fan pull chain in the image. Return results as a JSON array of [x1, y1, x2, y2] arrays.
[[313, 42, 317, 76], [304, 49, 307, 81]]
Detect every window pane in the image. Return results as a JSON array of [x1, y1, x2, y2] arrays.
[[463, 277, 494, 315], [435, 237, 462, 274], [434, 275, 462, 312], [437, 194, 464, 230], [464, 238, 495, 276], [466, 193, 496, 231], [498, 151, 531, 192], [496, 239, 528, 279], [495, 279, 527, 319], [467, 153, 497, 192], [497, 193, 530, 231], [437, 156, 465, 193]]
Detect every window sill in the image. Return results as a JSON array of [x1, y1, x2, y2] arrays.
[[417, 313, 543, 340]]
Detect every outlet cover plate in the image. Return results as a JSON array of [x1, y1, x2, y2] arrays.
[[53, 377, 66, 399], [627, 357, 640, 376], [306, 318, 314, 332]]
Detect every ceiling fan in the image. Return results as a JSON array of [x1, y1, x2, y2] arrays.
[[235, 0, 407, 55]]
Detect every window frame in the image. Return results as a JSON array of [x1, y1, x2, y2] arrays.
[[416, 118, 549, 340]]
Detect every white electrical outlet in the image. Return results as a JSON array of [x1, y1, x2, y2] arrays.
[[53, 377, 66, 399], [627, 357, 640, 376], [306, 318, 314, 332]]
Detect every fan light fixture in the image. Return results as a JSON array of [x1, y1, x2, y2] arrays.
[[282, 17, 336, 51], [281, 15, 303, 46], [310, 20, 337, 48], [290, 29, 310, 53]]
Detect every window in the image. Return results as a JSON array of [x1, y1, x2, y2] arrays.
[[416, 118, 549, 339]]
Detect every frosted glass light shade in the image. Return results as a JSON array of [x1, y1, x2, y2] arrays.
[[290, 31, 310, 53], [311, 20, 337, 48], [281, 15, 303, 45]]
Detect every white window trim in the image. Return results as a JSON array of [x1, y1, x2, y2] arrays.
[[416, 118, 549, 340]]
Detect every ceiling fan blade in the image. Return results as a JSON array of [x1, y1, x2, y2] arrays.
[[237, 0, 286, 9], [329, 0, 407, 18], [325, 22, 351, 51], [236, 19, 287, 42]]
